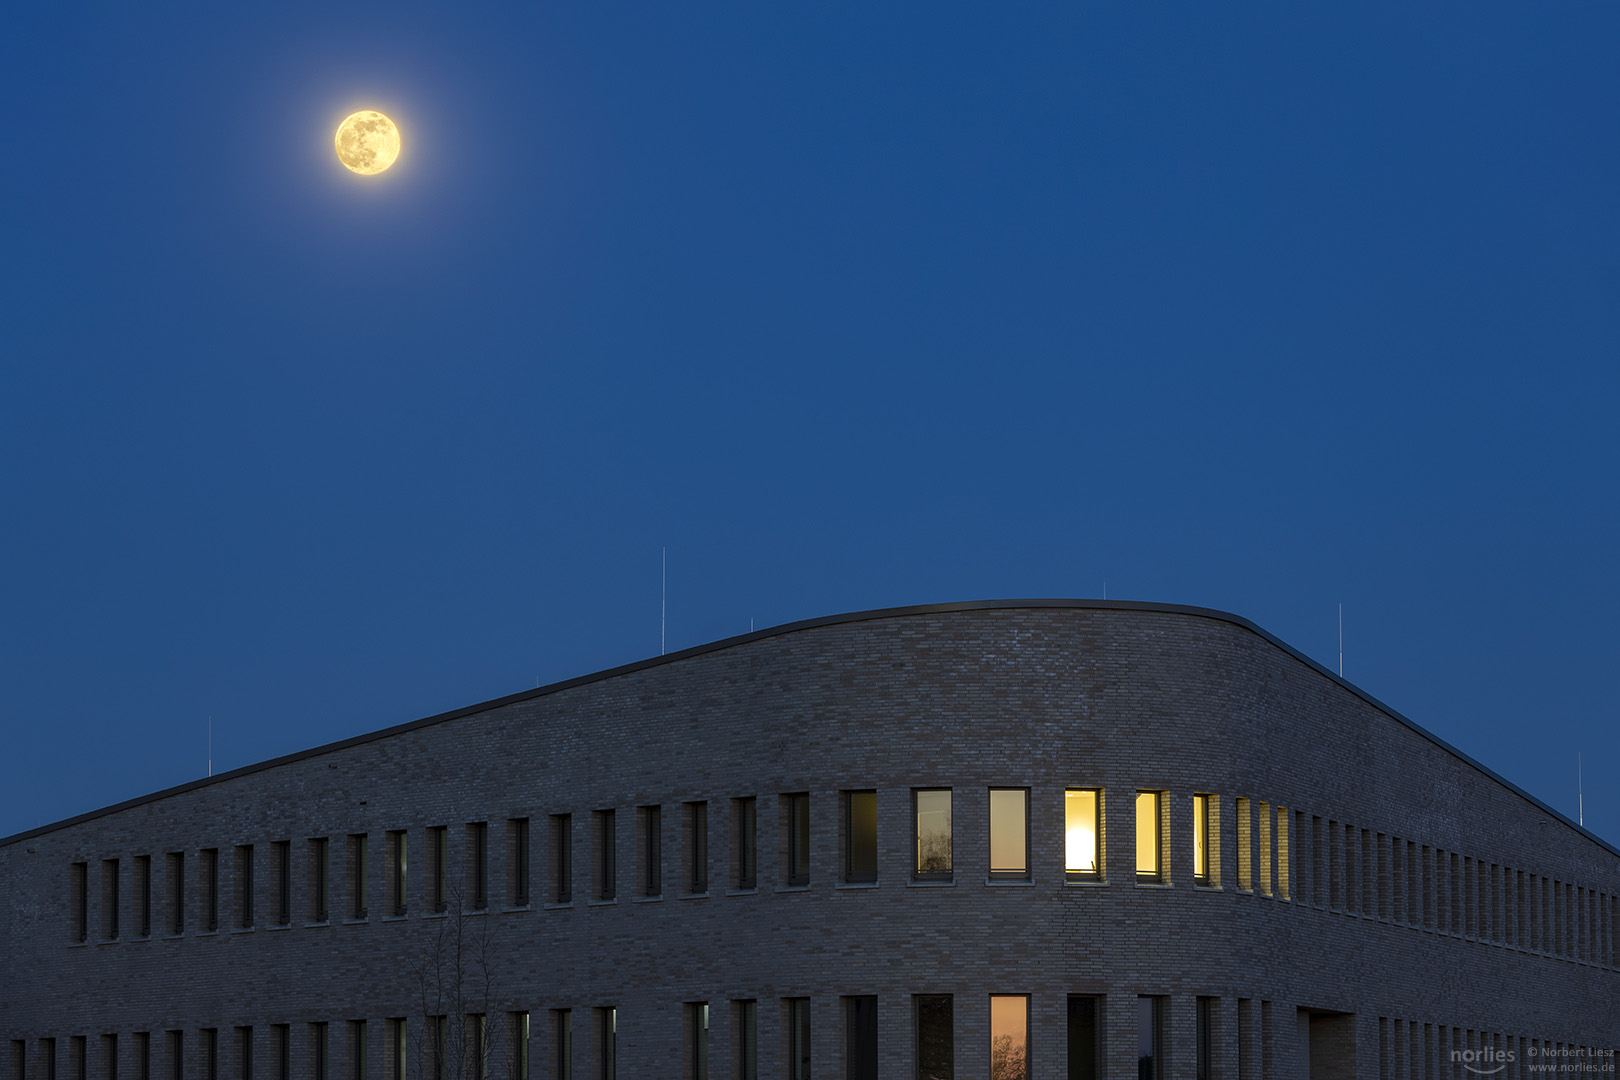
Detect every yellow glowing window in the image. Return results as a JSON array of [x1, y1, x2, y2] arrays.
[[1136, 791, 1161, 881], [1193, 794, 1210, 884], [989, 789, 1028, 878], [1065, 790, 1100, 879]]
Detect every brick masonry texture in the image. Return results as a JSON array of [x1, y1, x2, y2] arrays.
[[2, 600, 1617, 1079]]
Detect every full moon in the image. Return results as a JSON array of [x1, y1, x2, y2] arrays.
[[334, 111, 401, 175]]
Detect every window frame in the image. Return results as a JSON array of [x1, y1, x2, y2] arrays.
[[551, 815, 573, 905], [686, 801, 709, 895], [594, 810, 616, 902], [784, 794, 809, 887], [988, 788, 1031, 882], [914, 995, 953, 1080], [734, 797, 757, 891], [1135, 791, 1164, 884], [1064, 788, 1102, 882], [988, 994, 1029, 1080], [913, 789, 953, 882], [843, 790, 878, 884], [1192, 794, 1211, 886], [640, 805, 661, 899]]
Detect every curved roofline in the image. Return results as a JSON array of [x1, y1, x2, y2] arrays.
[[4, 598, 1614, 858]]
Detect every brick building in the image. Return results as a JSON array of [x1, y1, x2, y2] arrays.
[[3, 600, 1616, 1079]]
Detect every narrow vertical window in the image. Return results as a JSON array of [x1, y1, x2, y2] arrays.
[[686, 1003, 708, 1080], [786, 1000, 811, 1080], [428, 827, 448, 914], [72, 1036, 87, 1080], [311, 1023, 327, 1080], [387, 1021, 407, 1080], [310, 838, 330, 923], [843, 791, 877, 884], [348, 1022, 365, 1080], [1135, 792, 1162, 883], [551, 816, 573, 904], [237, 1028, 253, 1080], [1067, 996, 1101, 1080], [594, 810, 616, 901], [845, 997, 877, 1080], [102, 858, 121, 940], [1137, 998, 1163, 1080], [915, 996, 953, 1080], [785, 794, 809, 886], [1192, 794, 1210, 885], [1237, 800, 1254, 892], [1195, 998, 1213, 1080], [236, 846, 255, 929], [509, 1013, 529, 1080], [71, 861, 89, 942], [733, 1002, 757, 1080], [734, 798, 757, 890], [468, 822, 489, 911], [135, 854, 152, 937], [640, 806, 661, 898], [915, 789, 952, 880], [989, 789, 1029, 880], [167, 1030, 183, 1080], [469, 1015, 487, 1080], [550, 1011, 571, 1080], [509, 819, 530, 907], [166, 853, 185, 935], [42, 1038, 57, 1080], [596, 1009, 615, 1080], [202, 848, 220, 931], [429, 1017, 446, 1080], [1064, 790, 1100, 881], [273, 842, 291, 926], [387, 831, 408, 916], [12, 1040, 26, 1080], [989, 996, 1027, 1080], [101, 1035, 116, 1080], [686, 802, 709, 894], [202, 1030, 217, 1080], [274, 1026, 289, 1080], [137, 1032, 151, 1080], [349, 835, 368, 919]]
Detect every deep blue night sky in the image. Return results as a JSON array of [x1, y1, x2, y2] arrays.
[[3, 5, 1616, 844]]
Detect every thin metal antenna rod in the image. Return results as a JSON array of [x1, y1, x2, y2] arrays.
[[1338, 604, 1343, 677], [1579, 752, 1584, 826], [207, 715, 212, 778], [661, 547, 667, 656], [1103, 580, 1107, 600]]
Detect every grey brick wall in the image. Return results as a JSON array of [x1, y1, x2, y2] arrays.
[[2, 602, 1616, 1079]]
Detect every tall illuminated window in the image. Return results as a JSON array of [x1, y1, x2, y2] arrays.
[[989, 789, 1029, 880], [1136, 791, 1162, 883], [989, 995, 1027, 1080], [914, 789, 952, 880], [1065, 789, 1100, 880], [1193, 794, 1211, 885]]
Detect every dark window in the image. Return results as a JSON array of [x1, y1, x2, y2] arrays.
[[686, 803, 708, 894], [100, 1035, 116, 1080], [915, 996, 952, 1080], [551, 816, 572, 904], [469, 1016, 487, 1080], [274, 1026, 289, 1080], [845, 997, 877, 1080], [686, 1003, 707, 1080], [312, 1024, 327, 1080], [1067, 996, 1101, 1080], [509, 819, 530, 907], [735, 798, 757, 890], [387, 1021, 406, 1080], [11, 1040, 25, 1080], [1195, 998, 1213, 1080], [388, 832, 408, 916], [468, 822, 488, 911], [1137, 997, 1163, 1080], [166, 854, 185, 935], [509, 1013, 529, 1080], [551, 1011, 571, 1080], [914, 790, 952, 881], [428, 828, 448, 914], [72, 1036, 87, 1080], [202, 1030, 217, 1080], [310, 839, 330, 923], [594, 811, 616, 901], [349, 1022, 365, 1080], [237, 1028, 253, 1080], [201, 849, 220, 931], [136, 1032, 150, 1080], [349, 835, 368, 919], [236, 846, 255, 929], [102, 859, 120, 940], [135, 855, 152, 937], [71, 861, 89, 942], [640, 806, 661, 898], [787, 1000, 810, 1080], [166, 1031, 182, 1080], [785, 794, 810, 886], [596, 1010, 615, 1080], [42, 1037, 57, 1080], [429, 1018, 446, 1080], [844, 793, 877, 883], [273, 842, 291, 926], [733, 1002, 757, 1080]]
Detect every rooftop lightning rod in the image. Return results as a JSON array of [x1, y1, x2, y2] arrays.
[[207, 715, 212, 778], [1338, 604, 1343, 677], [661, 547, 667, 656], [1579, 752, 1584, 827]]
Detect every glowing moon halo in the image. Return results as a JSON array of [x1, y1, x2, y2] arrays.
[[334, 110, 401, 175]]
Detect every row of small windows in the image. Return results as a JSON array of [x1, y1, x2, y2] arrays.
[[16, 1002, 1616, 1080], [64, 789, 1619, 968], [0, 994, 1191, 1080]]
